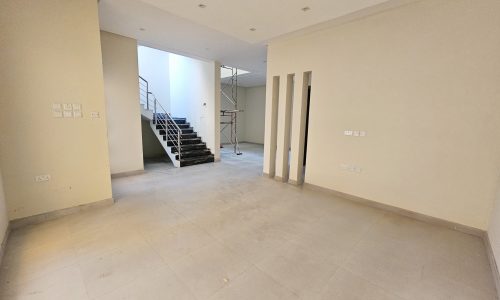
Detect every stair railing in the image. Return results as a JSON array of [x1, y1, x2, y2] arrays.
[[139, 76, 182, 160]]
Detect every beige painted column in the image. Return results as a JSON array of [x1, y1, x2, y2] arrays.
[[275, 74, 294, 181], [289, 72, 310, 184], [263, 76, 280, 176]]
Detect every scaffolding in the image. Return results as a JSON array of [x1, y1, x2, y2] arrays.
[[220, 65, 243, 155]]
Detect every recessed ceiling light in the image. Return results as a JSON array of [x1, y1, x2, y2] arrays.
[[139, 28, 146, 31], [301, 6, 311, 12], [249, 28, 256, 32], [198, 4, 206, 8]]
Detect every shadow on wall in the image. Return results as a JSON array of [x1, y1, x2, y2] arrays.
[[141, 120, 167, 159]]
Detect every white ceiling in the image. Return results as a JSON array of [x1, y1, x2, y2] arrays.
[[98, 0, 405, 87]]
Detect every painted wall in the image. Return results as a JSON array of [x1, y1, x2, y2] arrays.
[[0, 169, 8, 249], [265, 0, 500, 230], [101, 31, 144, 175], [169, 54, 220, 160], [244, 86, 266, 144], [137, 46, 170, 111], [141, 120, 166, 159], [0, 0, 112, 220], [488, 181, 500, 276]]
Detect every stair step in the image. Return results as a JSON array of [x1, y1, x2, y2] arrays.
[[159, 130, 197, 138], [170, 144, 207, 153], [180, 155, 215, 167], [166, 138, 202, 145], [156, 125, 193, 133], [175, 149, 212, 160]]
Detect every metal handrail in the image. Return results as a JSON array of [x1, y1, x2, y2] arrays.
[[139, 76, 183, 160]]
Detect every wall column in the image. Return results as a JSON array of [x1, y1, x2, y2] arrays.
[[275, 74, 294, 181], [289, 72, 310, 184], [263, 76, 280, 176]]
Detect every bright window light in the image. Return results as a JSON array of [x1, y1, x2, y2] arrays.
[[221, 67, 250, 78]]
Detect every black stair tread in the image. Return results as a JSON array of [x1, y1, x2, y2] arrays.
[[175, 149, 212, 159], [158, 130, 197, 137], [180, 154, 214, 161], [170, 144, 207, 153], [165, 137, 202, 143], [156, 125, 193, 132], [179, 155, 215, 167]]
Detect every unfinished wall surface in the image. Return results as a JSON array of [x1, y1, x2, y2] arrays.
[[0, 0, 113, 220], [244, 86, 266, 144], [138, 46, 171, 111], [265, 0, 500, 230], [169, 54, 220, 160], [101, 31, 144, 175]]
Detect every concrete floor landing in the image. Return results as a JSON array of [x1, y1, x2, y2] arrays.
[[0, 143, 496, 299]]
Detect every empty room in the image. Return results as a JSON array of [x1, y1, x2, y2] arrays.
[[0, 0, 499, 299]]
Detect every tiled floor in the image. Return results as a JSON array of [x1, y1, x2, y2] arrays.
[[0, 143, 497, 299]]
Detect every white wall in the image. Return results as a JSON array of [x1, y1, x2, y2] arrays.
[[138, 46, 170, 111], [170, 54, 220, 160], [244, 86, 266, 144], [0, 0, 112, 220], [264, 0, 500, 230], [101, 31, 144, 175]]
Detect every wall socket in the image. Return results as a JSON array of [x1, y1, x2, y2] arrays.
[[340, 164, 362, 173], [35, 174, 51, 182], [344, 130, 366, 137]]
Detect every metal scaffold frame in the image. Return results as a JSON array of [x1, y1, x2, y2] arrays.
[[220, 65, 243, 155]]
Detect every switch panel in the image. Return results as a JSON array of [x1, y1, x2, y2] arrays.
[[35, 174, 51, 182]]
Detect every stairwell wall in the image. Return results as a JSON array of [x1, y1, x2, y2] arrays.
[[137, 46, 171, 112], [169, 54, 220, 160], [101, 31, 144, 175], [265, 0, 500, 230], [0, 0, 113, 220]]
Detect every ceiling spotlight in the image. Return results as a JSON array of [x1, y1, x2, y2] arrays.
[[249, 28, 256, 32], [301, 6, 311, 12], [198, 4, 206, 8], [139, 28, 146, 31]]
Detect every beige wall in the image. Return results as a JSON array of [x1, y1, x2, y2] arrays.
[[0, 0, 112, 220], [488, 181, 500, 272], [265, 0, 500, 229], [101, 31, 144, 175], [0, 169, 8, 247], [244, 86, 266, 144]]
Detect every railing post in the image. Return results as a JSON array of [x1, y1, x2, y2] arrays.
[[146, 82, 149, 110], [154, 98, 157, 124]]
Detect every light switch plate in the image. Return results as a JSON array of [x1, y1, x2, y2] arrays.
[[35, 174, 51, 182]]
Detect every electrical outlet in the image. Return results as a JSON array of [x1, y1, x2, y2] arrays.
[[35, 174, 51, 182]]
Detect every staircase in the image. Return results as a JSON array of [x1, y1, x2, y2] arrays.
[[140, 76, 214, 168]]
